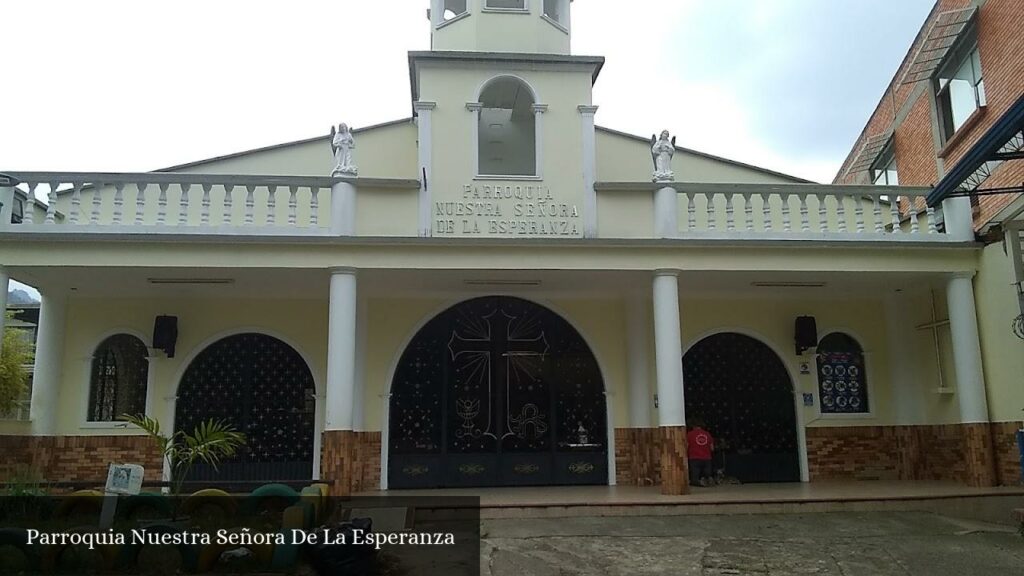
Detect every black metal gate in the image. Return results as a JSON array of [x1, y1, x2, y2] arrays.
[[175, 333, 316, 482], [683, 333, 800, 483], [389, 297, 607, 488]]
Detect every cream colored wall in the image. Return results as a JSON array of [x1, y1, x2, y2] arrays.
[[420, 63, 593, 237], [432, 0, 570, 54], [595, 129, 803, 185], [975, 242, 1024, 423], [53, 297, 328, 436]]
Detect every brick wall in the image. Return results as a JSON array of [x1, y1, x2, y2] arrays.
[[834, 0, 1024, 231], [991, 421, 1023, 486], [614, 428, 661, 486], [320, 430, 381, 495], [0, 435, 163, 484]]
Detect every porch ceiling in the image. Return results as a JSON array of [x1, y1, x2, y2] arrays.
[[9, 266, 951, 300]]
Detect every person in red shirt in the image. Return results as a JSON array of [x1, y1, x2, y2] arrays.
[[687, 418, 715, 487]]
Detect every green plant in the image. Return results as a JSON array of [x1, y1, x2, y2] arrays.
[[123, 414, 246, 498], [0, 312, 34, 416]]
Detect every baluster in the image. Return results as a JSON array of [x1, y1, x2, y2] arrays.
[[873, 196, 883, 233], [178, 184, 193, 226], [200, 184, 212, 226], [89, 181, 103, 225], [156, 184, 169, 225], [46, 181, 59, 224], [909, 197, 920, 234], [266, 185, 277, 226], [112, 183, 125, 224], [818, 194, 828, 233], [705, 193, 716, 231], [890, 196, 902, 234], [134, 183, 148, 225], [678, 192, 690, 232], [69, 182, 83, 224], [855, 196, 865, 233], [835, 195, 848, 233], [762, 194, 773, 232], [222, 185, 235, 226], [309, 186, 320, 226], [245, 185, 256, 225], [743, 194, 754, 232], [686, 192, 696, 231], [799, 194, 810, 233], [22, 183, 37, 225], [782, 194, 793, 232], [725, 194, 736, 231], [288, 186, 298, 226], [927, 206, 938, 234]]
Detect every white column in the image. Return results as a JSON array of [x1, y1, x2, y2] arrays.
[[654, 186, 678, 238], [947, 273, 989, 423], [652, 271, 685, 427], [352, 295, 368, 431], [0, 268, 9, 358], [942, 197, 975, 242], [326, 269, 358, 431], [578, 105, 599, 238], [29, 290, 67, 435], [414, 101, 437, 238], [626, 295, 652, 427], [330, 181, 357, 236], [884, 293, 922, 424], [531, 104, 548, 180]]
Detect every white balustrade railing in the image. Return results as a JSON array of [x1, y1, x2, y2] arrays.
[[597, 182, 947, 241], [0, 172, 382, 235]]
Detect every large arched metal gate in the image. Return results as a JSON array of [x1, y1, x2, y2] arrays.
[[389, 296, 608, 488]]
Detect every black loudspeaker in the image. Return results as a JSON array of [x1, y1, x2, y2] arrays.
[[153, 316, 178, 358], [795, 316, 817, 356]]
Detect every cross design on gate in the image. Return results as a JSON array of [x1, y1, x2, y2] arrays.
[[448, 307, 550, 442]]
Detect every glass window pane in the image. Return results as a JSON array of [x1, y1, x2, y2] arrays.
[[486, 0, 526, 9], [443, 0, 467, 20], [970, 48, 982, 83], [948, 78, 978, 130]]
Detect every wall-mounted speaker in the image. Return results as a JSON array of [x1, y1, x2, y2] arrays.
[[795, 316, 817, 356], [153, 316, 178, 358]]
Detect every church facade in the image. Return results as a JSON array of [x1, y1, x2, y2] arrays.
[[0, 0, 1014, 495]]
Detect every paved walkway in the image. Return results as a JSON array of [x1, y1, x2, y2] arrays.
[[479, 512, 1024, 575]]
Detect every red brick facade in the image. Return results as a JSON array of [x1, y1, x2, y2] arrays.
[[835, 0, 1024, 229], [806, 423, 1019, 487], [0, 435, 163, 484], [319, 430, 381, 495]]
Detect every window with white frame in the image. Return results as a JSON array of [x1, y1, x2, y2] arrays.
[[478, 77, 538, 176], [485, 0, 526, 10], [543, 0, 566, 25], [935, 35, 986, 141], [871, 142, 899, 186]]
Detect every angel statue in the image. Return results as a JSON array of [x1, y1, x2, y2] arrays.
[[650, 130, 676, 182], [330, 123, 358, 177]]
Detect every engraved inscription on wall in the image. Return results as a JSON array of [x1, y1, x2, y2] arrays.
[[435, 184, 581, 237]]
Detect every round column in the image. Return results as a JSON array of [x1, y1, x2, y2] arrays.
[[652, 270, 688, 494], [324, 268, 358, 494]]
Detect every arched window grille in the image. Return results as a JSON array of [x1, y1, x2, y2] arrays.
[[88, 334, 149, 422], [816, 332, 869, 414]]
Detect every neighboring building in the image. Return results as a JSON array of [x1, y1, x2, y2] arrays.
[[836, 0, 1024, 485], [0, 1, 1013, 495]]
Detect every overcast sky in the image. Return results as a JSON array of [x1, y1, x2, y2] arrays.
[[2, 0, 936, 186]]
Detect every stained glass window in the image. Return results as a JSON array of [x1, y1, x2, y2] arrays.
[[816, 332, 869, 415], [88, 334, 149, 422]]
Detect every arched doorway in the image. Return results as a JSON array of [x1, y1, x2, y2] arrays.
[[682, 332, 799, 483], [175, 333, 316, 482], [389, 296, 607, 488]]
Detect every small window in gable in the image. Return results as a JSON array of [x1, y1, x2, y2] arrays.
[[935, 32, 985, 142], [88, 334, 150, 422], [478, 77, 538, 176], [486, 0, 526, 10], [816, 333, 869, 415], [443, 0, 467, 21]]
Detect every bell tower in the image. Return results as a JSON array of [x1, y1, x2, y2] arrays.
[[429, 0, 572, 54]]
